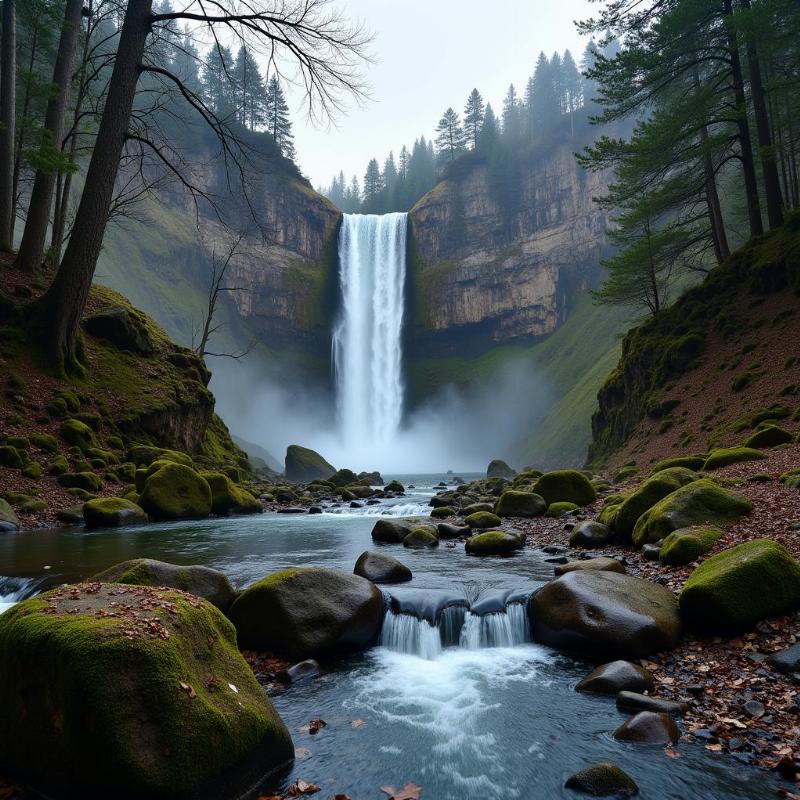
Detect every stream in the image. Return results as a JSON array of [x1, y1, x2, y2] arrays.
[[0, 475, 780, 799]]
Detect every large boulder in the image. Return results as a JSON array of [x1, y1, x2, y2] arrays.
[[403, 528, 439, 548], [0, 584, 293, 798], [613, 711, 678, 745], [228, 567, 384, 659], [564, 763, 638, 797], [614, 467, 699, 540], [569, 521, 610, 549], [533, 470, 597, 507], [82, 306, 155, 355], [495, 490, 546, 518], [0, 498, 20, 532], [487, 459, 516, 478], [576, 660, 654, 695], [555, 557, 625, 576], [199, 471, 261, 515], [679, 539, 800, 633], [659, 527, 721, 566], [703, 446, 768, 471], [284, 445, 335, 483], [353, 551, 412, 583], [530, 571, 682, 659], [92, 558, 237, 611], [82, 497, 147, 528], [631, 479, 751, 548], [465, 510, 502, 529], [465, 531, 524, 556], [745, 425, 794, 449], [138, 463, 212, 521], [371, 517, 434, 543]]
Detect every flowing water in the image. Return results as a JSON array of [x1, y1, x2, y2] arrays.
[[0, 477, 781, 799]]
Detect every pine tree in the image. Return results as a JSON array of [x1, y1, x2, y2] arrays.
[[233, 46, 266, 130], [561, 49, 582, 136], [382, 150, 398, 212], [435, 107, 466, 163], [479, 103, 499, 151], [501, 84, 521, 141], [362, 157, 383, 212], [265, 74, 295, 160], [203, 44, 236, 118], [531, 52, 558, 134], [463, 88, 485, 150], [551, 51, 564, 114]]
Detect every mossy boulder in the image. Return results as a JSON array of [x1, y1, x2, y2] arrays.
[[460, 502, 494, 516], [569, 521, 611, 549], [403, 528, 439, 548], [659, 527, 722, 566], [139, 463, 212, 521], [60, 418, 95, 450], [83, 306, 156, 355], [547, 501, 579, 517], [29, 433, 59, 453], [385, 480, 404, 493], [465, 510, 502, 529], [614, 467, 699, 540], [0, 498, 20, 532], [533, 470, 597, 507], [0, 445, 23, 468], [92, 559, 236, 611], [564, 763, 638, 797], [632, 479, 751, 547], [465, 530, 524, 556], [353, 551, 412, 584], [0, 584, 293, 798], [127, 445, 193, 468], [228, 567, 383, 658], [83, 497, 148, 528], [47, 454, 69, 476], [56, 471, 102, 493], [21, 462, 41, 480], [703, 446, 768, 471], [284, 444, 335, 483], [651, 455, 706, 473], [370, 517, 434, 543], [745, 425, 793, 449], [679, 539, 800, 633], [530, 571, 682, 659], [430, 505, 455, 519], [495, 490, 546, 518], [199, 471, 261, 516], [486, 459, 516, 478], [555, 557, 626, 576]]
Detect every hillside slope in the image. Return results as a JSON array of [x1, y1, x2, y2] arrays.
[[589, 215, 800, 469]]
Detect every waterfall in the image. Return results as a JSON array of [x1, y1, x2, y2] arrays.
[[0, 576, 43, 615], [332, 213, 408, 446]]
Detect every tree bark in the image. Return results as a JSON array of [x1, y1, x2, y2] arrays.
[[16, 0, 84, 272], [723, 0, 763, 237], [739, 0, 783, 228], [0, 0, 16, 252], [36, 0, 153, 372]]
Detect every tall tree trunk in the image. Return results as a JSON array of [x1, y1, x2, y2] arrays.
[[739, 0, 784, 228], [36, 0, 153, 373], [16, 0, 84, 273], [723, 0, 763, 237], [0, 0, 16, 252]]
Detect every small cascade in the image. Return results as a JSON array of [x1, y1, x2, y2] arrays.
[[459, 603, 530, 649], [0, 576, 44, 614]]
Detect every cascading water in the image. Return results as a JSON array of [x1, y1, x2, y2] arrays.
[[332, 213, 408, 448], [0, 576, 43, 614]]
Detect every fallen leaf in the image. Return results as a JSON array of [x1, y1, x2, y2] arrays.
[[286, 779, 321, 796], [179, 681, 196, 699]]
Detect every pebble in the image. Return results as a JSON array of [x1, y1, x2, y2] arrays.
[[743, 700, 765, 718]]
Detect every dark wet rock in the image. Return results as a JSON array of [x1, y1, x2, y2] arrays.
[[0, 498, 20, 532], [613, 711, 679, 745], [384, 588, 468, 625], [542, 544, 567, 555], [487, 459, 516, 479], [278, 507, 308, 514], [284, 444, 335, 483], [371, 517, 433, 543], [569, 521, 611, 549], [56, 505, 84, 525], [459, 502, 495, 516], [82, 306, 156, 355], [353, 551, 412, 584], [403, 528, 439, 548], [466, 530, 524, 556], [350, 501, 363, 509], [308, 506, 323, 514], [556, 557, 626, 576], [768, 643, 800, 674], [530, 571, 682, 659], [564, 763, 638, 797], [616, 691, 687, 716], [437, 522, 470, 539], [282, 659, 321, 684], [743, 700, 765, 718], [642, 544, 661, 561], [545, 556, 569, 564], [576, 661, 654, 695]]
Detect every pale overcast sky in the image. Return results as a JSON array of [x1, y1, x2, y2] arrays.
[[285, 0, 596, 189]]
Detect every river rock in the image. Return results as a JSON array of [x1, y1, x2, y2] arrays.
[[284, 444, 336, 483], [437, 522, 470, 539], [281, 659, 321, 684], [576, 660, 654, 695], [0, 498, 20, 532], [465, 530, 524, 556], [768, 642, 800, 674], [0, 584, 293, 798], [92, 558, 237, 611], [138, 462, 212, 520], [564, 763, 638, 797], [556, 557, 626, 576], [530, 571, 682, 659], [403, 528, 439, 548], [371, 517, 433, 543], [228, 567, 384, 659], [569, 521, 610, 548], [616, 691, 687, 716], [199, 471, 261, 515], [354, 551, 412, 583], [495, 490, 546, 517], [533, 470, 597, 507], [465, 510, 502, 529], [613, 711, 679, 745], [459, 502, 495, 516], [659, 526, 721, 566], [82, 497, 147, 528]]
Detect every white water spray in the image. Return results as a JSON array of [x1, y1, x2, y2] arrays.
[[332, 213, 408, 448]]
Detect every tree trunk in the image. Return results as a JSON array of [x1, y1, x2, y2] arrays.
[[0, 0, 16, 252], [16, 0, 84, 272], [739, 0, 783, 228], [36, 0, 153, 372], [723, 0, 763, 237]]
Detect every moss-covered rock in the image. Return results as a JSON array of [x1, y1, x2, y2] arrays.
[[60, 418, 95, 450], [0, 445, 23, 468], [385, 480, 405, 493], [781, 468, 800, 489], [613, 466, 639, 483], [127, 444, 193, 468], [465, 530, 524, 556], [651, 455, 706, 473], [284, 444, 335, 483], [403, 528, 439, 548], [47, 454, 69, 476], [486, 459, 516, 478], [679, 539, 800, 632], [353, 551, 412, 584], [29, 433, 59, 453], [56, 471, 102, 493], [533, 470, 597, 507], [83, 497, 148, 528], [370, 517, 434, 543], [465, 510, 502, 529], [659, 527, 722, 566], [495, 490, 546, 518], [632, 479, 751, 547], [92, 559, 236, 611], [555, 557, 626, 576], [564, 763, 638, 797], [430, 506, 455, 519], [0, 584, 292, 797], [199, 471, 261, 516], [547, 501, 579, 517], [614, 467, 699, 540], [745, 425, 794, 449], [0, 498, 20, 532], [703, 447, 768, 470], [21, 462, 41, 480], [228, 567, 383, 658], [83, 306, 156, 355], [139, 463, 212, 521]]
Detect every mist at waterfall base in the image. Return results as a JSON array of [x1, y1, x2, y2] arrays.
[[212, 212, 552, 473]]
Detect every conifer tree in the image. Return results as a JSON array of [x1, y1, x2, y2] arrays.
[[233, 46, 266, 130], [265, 74, 295, 160], [480, 103, 499, 151], [501, 84, 521, 141], [362, 157, 383, 212], [435, 107, 466, 163], [463, 88, 485, 149], [203, 44, 236, 118]]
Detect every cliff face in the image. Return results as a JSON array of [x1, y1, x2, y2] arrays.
[[408, 143, 610, 355]]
